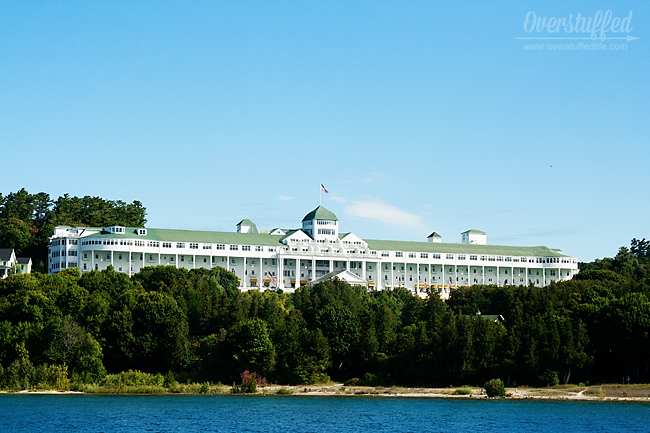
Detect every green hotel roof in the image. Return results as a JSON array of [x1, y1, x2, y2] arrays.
[[77, 226, 568, 257], [462, 229, 486, 234], [302, 206, 338, 222], [84, 227, 285, 247], [363, 239, 567, 257]]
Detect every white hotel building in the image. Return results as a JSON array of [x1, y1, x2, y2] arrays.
[[48, 206, 578, 295]]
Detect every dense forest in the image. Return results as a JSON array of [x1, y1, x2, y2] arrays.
[[0, 189, 146, 272], [0, 244, 648, 390], [0, 189, 648, 390]]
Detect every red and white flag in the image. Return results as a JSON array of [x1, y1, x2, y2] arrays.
[[267, 272, 276, 286], [320, 183, 329, 193]]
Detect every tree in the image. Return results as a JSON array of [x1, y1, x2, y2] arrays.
[[0, 217, 33, 254], [226, 318, 275, 378], [316, 304, 359, 370]]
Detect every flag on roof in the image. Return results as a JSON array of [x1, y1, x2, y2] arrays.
[[320, 183, 329, 193]]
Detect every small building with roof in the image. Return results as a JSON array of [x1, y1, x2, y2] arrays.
[[0, 248, 32, 278]]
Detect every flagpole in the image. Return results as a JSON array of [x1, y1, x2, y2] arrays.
[[319, 183, 321, 207]]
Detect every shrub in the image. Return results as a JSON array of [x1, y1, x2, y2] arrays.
[[276, 388, 293, 395], [484, 379, 506, 398], [453, 387, 473, 395], [344, 377, 360, 386], [538, 370, 559, 387]]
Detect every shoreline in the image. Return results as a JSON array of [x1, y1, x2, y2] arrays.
[[3, 384, 650, 402]]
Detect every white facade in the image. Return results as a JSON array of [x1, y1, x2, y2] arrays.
[[47, 206, 579, 296]]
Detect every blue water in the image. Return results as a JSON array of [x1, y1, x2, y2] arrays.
[[1, 394, 649, 432]]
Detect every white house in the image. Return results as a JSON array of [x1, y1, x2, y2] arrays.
[[0, 248, 32, 278], [47, 205, 579, 296]]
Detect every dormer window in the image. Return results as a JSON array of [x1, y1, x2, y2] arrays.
[[137, 229, 147, 236]]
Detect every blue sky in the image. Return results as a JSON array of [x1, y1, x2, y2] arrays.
[[1, 1, 648, 262]]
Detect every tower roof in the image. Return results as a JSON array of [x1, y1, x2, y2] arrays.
[[302, 206, 338, 222]]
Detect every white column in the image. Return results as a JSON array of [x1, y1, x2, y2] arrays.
[[110, 251, 114, 268], [525, 266, 528, 285], [390, 262, 394, 289], [362, 260, 366, 282], [482, 266, 485, 284], [442, 265, 445, 295], [175, 254, 178, 268]]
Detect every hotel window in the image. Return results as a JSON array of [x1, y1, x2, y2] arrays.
[[216, 244, 225, 250], [255, 246, 262, 252], [106, 253, 110, 260], [420, 253, 428, 259], [118, 254, 122, 260], [408, 253, 416, 258], [230, 245, 238, 251], [242, 246, 251, 251], [177, 243, 185, 248], [180, 256, 184, 262], [381, 252, 389, 257], [163, 242, 172, 248], [203, 244, 212, 249], [470, 255, 477, 261], [432, 254, 441, 259], [458, 255, 466, 260], [395, 252, 403, 258], [446, 254, 453, 260], [190, 243, 198, 249]]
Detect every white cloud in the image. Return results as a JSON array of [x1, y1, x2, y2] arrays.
[[344, 199, 423, 228], [361, 173, 386, 183], [278, 196, 296, 201], [329, 195, 347, 203]]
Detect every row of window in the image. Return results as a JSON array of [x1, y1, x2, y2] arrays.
[[61, 238, 578, 265], [51, 239, 78, 246]]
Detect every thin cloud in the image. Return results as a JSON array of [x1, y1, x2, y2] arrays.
[[278, 196, 296, 201], [329, 195, 347, 203], [361, 173, 386, 183], [344, 199, 423, 228]]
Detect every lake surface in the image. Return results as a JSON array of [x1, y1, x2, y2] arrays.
[[1, 394, 649, 432]]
